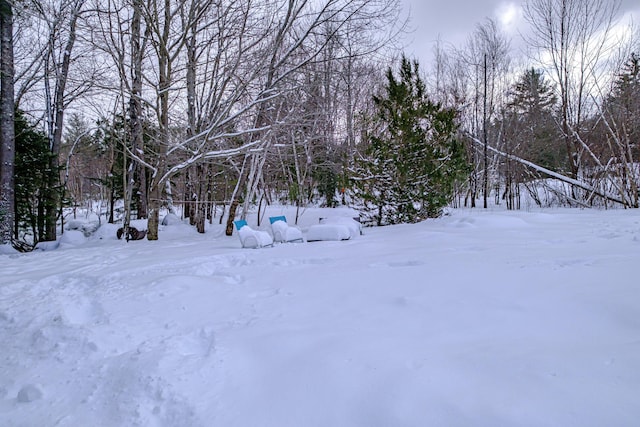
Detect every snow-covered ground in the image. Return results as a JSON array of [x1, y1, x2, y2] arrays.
[[1, 206, 639, 426]]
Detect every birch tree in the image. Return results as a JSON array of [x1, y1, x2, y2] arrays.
[[592, 52, 640, 208], [81, 0, 403, 239], [229, 0, 403, 233], [459, 19, 511, 207], [118, 0, 403, 239]]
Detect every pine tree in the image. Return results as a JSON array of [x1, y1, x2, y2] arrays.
[[353, 129, 395, 225], [612, 53, 640, 100], [509, 68, 556, 117], [14, 111, 51, 244], [506, 68, 562, 170], [607, 53, 640, 138], [354, 56, 468, 225]]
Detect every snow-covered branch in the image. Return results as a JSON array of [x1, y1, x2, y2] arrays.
[[469, 135, 626, 206]]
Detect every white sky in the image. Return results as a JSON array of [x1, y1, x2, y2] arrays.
[[400, 0, 640, 67]]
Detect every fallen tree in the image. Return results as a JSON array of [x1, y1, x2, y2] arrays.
[[469, 136, 629, 207]]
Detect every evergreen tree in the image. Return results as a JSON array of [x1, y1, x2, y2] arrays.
[[14, 111, 51, 244], [354, 55, 468, 225], [612, 53, 640, 101], [506, 68, 562, 170], [509, 68, 556, 117], [606, 53, 640, 147], [313, 165, 339, 208]]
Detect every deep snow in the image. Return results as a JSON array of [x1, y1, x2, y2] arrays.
[[1, 206, 639, 426]]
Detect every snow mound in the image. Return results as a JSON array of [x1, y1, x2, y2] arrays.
[[92, 223, 121, 240], [66, 219, 100, 236], [0, 244, 18, 255], [162, 213, 183, 226], [448, 213, 531, 229], [59, 230, 87, 247], [17, 384, 43, 403], [319, 216, 361, 238], [307, 224, 351, 241], [34, 240, 60, 251]]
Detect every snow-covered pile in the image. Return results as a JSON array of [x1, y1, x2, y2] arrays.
[[1, 206, 639, 426]]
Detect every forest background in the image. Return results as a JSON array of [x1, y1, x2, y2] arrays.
[[0, 0, 639, 248]]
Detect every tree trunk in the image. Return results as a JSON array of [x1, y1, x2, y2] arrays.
[[123, 0, 145, 239], [146, 0, 172, 241], [44, 2, 82, 241], [225, 157, 248, 236], [225, 200, 239, 236], [195, 164, 206, 233], [186, 15, 201, 231], [0, 0, 15, 244], [483, 54, 488, 209], [147, 192, 160, 240]]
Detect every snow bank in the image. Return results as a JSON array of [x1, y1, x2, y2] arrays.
[[33, 240, 60, 251], [0, 244, 18, 255]]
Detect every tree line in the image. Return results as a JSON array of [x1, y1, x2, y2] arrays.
[[1, 0, 638, 249]]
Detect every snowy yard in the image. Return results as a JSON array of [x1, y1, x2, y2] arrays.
[[1, 207, 639, 426]]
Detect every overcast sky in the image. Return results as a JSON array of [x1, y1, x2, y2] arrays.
[[400, 0, 640, 67]]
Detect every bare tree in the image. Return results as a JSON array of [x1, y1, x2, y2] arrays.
[[229, 0, 404, 234], [114, 0, 404, 239], [16, 0, 404, 241], [457, 18, 511, 208], [524, 0, 620, 191], [87, 0, 151, 236], [591, 47, 640, 208]]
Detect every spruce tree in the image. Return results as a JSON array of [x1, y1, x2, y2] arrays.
[[354, 55, 468, 225]]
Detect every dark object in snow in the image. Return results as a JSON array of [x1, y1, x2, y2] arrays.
[[12, 239, 35, 253], [116, 227, 147, 241]]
